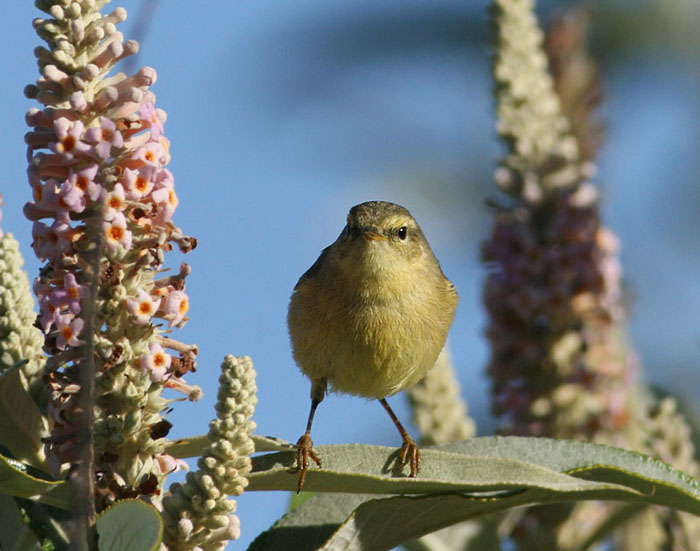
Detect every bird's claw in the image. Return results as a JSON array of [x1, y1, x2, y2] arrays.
[[294, 433, 321, 492], [397, 434, 421, 477]]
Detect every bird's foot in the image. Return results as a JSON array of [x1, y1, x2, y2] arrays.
[[397, 434, 421, 477], [294, 432, 321, 492]]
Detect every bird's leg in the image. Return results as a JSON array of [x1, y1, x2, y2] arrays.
[[378, 397, 421, 477], [295, 378, 326, 492]]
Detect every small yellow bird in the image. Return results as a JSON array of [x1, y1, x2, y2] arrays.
[[288, 201, 458, 490]]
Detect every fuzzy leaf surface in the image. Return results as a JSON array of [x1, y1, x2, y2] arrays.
[[96, 499, 162, 551], [248, 441, 639, 495], [248, 437, 700, 551], [0, 364, 48, 471]]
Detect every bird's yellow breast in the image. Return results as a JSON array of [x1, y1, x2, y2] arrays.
[[288, 247, 458, 398]]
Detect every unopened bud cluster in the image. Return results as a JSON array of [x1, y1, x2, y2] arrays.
[[0, 200, 45, 398], [162, 356, 257, 550], [406, 347, 475, 446]]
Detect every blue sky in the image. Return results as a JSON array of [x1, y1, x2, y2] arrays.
[[1, 1, 699, 547]]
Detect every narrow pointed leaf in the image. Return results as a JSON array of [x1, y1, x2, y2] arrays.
[[248, 442, 639, 495], [165, 434, 208, 459], [249, 481, 629, 551], [249, 437, 700, 508], [249, 437, 700, 551], [318, 490, 624, 551], [0, 454, 70, 510], [167, 433, 294, 459], [252, 434, 296, 452], [437, 437, 700, 514], [0, 364, 49, 471], [249, 493, 374, 551]]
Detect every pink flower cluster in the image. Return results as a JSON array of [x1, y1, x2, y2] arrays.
[[26, 6, 201, 509], [25, 85, 188, 364]]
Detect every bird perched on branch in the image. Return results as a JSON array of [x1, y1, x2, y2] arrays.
[[288, 200, 458, 491]]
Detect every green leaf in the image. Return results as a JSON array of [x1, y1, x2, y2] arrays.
[[96, 499, 162, 551], [252, 493, 507, 551], [439, 437, 700, 515], [318, 493, 551, 551], [252, 434, 297, 453], [249, 493, 371, 551], [167, 433, 294, 459], [165, 434, 208, 459], [0, 363, 49, 471], [0, 454, 70, 510], [289, 490, 316, 511], [0, 494, 42, 551], [248, 442, 638, 495], [250, 486, 621, 551], [248, 437, 700, 551]]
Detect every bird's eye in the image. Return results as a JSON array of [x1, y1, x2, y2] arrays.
[[398, 226, 408, 240]]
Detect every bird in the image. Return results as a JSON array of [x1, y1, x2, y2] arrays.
[[287, 200, 458, 491]]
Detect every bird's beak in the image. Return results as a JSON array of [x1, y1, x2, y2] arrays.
[[360, 226, 387, 241]]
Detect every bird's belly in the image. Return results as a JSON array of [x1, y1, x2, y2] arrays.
[[293, 296, 445, 399]]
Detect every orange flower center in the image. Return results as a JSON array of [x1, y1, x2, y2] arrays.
[[108, 226, 124, 241], [62, 136, 76, 152], [135, 176, 149, 192], [76, 176, 89, 191]]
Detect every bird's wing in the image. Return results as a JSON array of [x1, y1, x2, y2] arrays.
[[294, 244, 333, 291]]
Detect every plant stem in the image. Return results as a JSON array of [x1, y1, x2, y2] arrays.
[[69, 236, 102, 551]]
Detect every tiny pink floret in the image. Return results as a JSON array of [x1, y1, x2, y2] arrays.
[[56, 316, 85, 350], [127, 288, 162, 325]]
